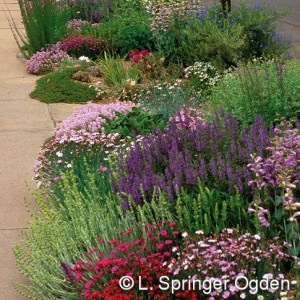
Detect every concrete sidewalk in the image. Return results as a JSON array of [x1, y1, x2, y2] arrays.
[[0, 2, 53, 299], [0, 2, 78, 299]]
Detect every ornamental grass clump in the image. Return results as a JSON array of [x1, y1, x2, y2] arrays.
[[25, 42, 69, 74], [112, 107, 270, 208], [169, 229, 295, 300]]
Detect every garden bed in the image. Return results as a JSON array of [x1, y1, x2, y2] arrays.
[[10, 0, 300, 299]]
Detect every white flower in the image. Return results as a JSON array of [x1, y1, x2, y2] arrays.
[[182, 232, 188, 238], [67, 163, 72, 168], [257, 295, 264, 300], [56, 151, 63, 157], [195, 230, 204, 235], [254, 234, 261, 240], [79, 56, 90, 62]]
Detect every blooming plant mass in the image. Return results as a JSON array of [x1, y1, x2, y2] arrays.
[[12, 0, 300, 298]]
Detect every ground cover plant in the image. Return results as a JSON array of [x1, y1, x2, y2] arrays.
[[12, 0, 300, 299], [29, 67, 98, 103]]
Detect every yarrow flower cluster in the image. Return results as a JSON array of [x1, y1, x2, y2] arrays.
[[25, 42, 69, 74], [184, 61, 222, 93], [144, 0, 204, 33], [34, 101, 136, 186], [128, 49, 149, 63]]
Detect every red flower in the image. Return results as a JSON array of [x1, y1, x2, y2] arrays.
[[140, 49, 149, 56], [132, 55, 140, 63]]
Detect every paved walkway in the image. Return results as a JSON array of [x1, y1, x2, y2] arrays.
[[0, 0, 299, 299], [0, 2, 78, 299]]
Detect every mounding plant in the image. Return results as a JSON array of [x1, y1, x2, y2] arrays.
[[29, 67, 97, 103]]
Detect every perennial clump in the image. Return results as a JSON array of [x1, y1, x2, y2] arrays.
[[113, 108, 269, 208]]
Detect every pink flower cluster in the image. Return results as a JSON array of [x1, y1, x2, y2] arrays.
[[34, 101, 136, 186], [66, 19, 88, 33], [248, 121, 300, 206], [65, 221, 199, 299], [53, 101, 136, 145], [25, 42, 69, 74], [128, 49, 149, 63], [169, 229, 293, 299]]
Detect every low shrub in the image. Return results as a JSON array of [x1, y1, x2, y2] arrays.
[[208, 59, 300, 126], [112, 108, 270, 208], [152, 6, 245, 68], [29, 67, 97, 103], [25, 42, 69, 74], [204, 2, 290, 59]]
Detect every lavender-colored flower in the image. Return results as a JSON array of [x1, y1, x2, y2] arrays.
[[60, 262, 76, 284], [113, 108, 270, 207]]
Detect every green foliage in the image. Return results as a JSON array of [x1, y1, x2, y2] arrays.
[[154, 16, 245, 69], [175, 184, 257, 235], [80, 9, 153, 56], [211, 2, 290, 58], [102, 107, 167, 138], [42, 146, 111, 204], [208, 58, 300, 126], [17, 0, 73, 56], [30, 67, 97, 103], [13, 167, 173, 299], [99, 55, 140, 87], [137, 81, 202, 121]]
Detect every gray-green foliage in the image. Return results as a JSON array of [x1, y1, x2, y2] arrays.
[[14, 164, 256, 298], [13, 167, 173, 299], [208, 58, 300, 126]]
